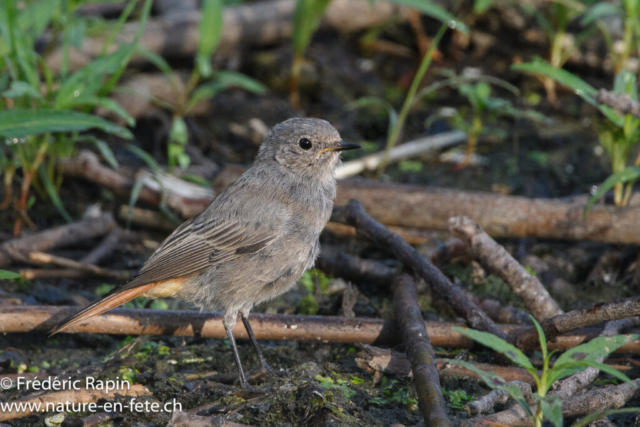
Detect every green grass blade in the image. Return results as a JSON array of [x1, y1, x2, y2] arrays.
[[197, 0, 224, 78], [554, 334, 639, 368], [126, 178, 146, 230], [0, 270, 22, 280], [585, 166, 640, 214], [453, 326, 536, 372], [127, 144, 161, 174], [0, 109, 133, 139], [38, 165, 73, 223], [513, 61, 624, 127]]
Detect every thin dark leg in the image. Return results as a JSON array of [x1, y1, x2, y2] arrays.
[[224, 323, 250, 388], [241, 313, 274, 374]]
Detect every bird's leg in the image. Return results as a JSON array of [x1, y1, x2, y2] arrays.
[[223, 315, 250, 389], [240, 310, 274, 374]]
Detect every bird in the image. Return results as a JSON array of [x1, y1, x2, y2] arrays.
[[52, 118, 360, 388]]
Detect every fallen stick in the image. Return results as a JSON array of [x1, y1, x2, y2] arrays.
[[356, 345, 537, 385], [335, 179, 640, 245], [450, 216, 563, 320], [79, 227, 122, 265], [19, 269, 88, 280], [317, 246, 528, 325], [464, 380, 534, 416], [46, 0, 410, 73], [511, 295, 640, 350], [597, 89, 640, 118], [64, 156, 640, 245], [0, 213, 115, 267], [335, 130, 467, 179], [0, 384, 151, 422], [27, 252, 132, 281], [393, 274, 450, 426], [4, 306, 640, 353], [332, 199, 506, 339], [60, 151, 211, 218]]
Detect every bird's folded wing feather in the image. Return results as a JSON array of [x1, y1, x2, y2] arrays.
[[122, 214, 277, 291]]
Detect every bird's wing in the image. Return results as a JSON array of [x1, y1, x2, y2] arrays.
[[127, 214, 277, 289]]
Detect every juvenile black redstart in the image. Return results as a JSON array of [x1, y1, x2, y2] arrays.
[[53, 118, 360, 388]]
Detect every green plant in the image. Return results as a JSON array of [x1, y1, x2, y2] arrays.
[[582, 0, 640, 73], [369, 376, 418, 409], [293, 0, 467, 113], [423, 73, 546, 167], [448, 318, 637, 427], [0, 0, 152, 234], [443, 388, 474, 410], [520, 0, 599, 105], [315, 373, 358, 400], [133, 0, 266, 170], [514, 61, 640, 207]]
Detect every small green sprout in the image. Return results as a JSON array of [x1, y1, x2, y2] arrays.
[[448, 317, 637, 427]]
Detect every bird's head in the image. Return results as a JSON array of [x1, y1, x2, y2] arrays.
[[256, 118, 360, 179]]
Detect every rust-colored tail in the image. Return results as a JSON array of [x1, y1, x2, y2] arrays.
[[51, 283, 157, 335]]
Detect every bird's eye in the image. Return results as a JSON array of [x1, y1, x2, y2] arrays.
[[298, 138, 312, 150]]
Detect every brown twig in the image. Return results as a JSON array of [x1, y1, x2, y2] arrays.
[[79, 227, 122, 265], [464, 380, 534, 416], [335, 179, 640, 245], [332, 199, 506, 339], [356, 345, 537, 385], [449, 216, 563, 320], [0, 384, 151, 422], [597, 89, 640, 118], [19, 269, 89, 280], [0, 213, 115, 267], [27, 252, 132, 281], [511, 295, 640, 350], [464, 291, 532, 325], [393, 274, 450, 426], [5, 306, 640, 353]]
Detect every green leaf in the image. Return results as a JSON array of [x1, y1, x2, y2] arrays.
[[0, 109, 133, 139], [386, 0, 468, 33], [613, 69, 638, 101], [512, 61, 623, 127], [549, 360, 636, 387], [554, 334, 638, 366], [127, 144, 161, 173], [453, 326, 535, 372], [538, 396, 563, 427], [186, 72, 266, 113], [38, 165, 73, 223], [445, 359, 533, 418], [2, 81, 42, 99], [573, 408, 640, 427], [92, 139, 119, 169], [126, 178, 146, 229], [586, 166, 640, 213], [581, 2, 621, 26], [531, 316, 548, 359], [55, 46, 133, 109], [292, 0, 333, 57], [0, 269, 22, 280], [473, 0, 494, 14], [170, 117, 188, 145], [197, 0, 224, 78]]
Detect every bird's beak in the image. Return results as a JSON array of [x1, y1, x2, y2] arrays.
[[319, 141, 361, 154]]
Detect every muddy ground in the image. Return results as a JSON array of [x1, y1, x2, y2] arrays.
[[2, 12, 640, 427]]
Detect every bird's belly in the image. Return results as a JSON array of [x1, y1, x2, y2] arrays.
[[179, 236, 318, 311]]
